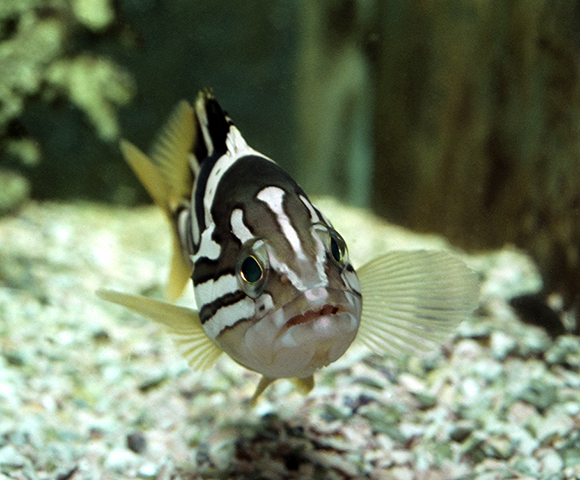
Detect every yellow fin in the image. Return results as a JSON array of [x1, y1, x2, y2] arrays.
[[148, 100, 195, 204], [250, 376, 276, 406], [119, 100, 195, 301], [249, 376, 315, 406], [292, 376, 315, 395], [120, 140, 169, 210], [97, 289, 222, 371], [166, 233, 193, 302], [355, 250, 479, 357]]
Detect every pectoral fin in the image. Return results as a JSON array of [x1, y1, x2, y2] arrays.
[[97, 289, 222, 370], [355, 250, 479, 357]]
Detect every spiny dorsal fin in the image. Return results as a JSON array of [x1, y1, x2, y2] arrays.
[[97, 289, 222, 371], [119, 101, 196, 301], [355, 250, 479, 357], [195, 91, 231, 158]]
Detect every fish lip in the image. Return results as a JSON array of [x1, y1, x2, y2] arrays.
[[279, 304, 343, 336]]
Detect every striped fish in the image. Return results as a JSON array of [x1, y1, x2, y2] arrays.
[[98, 91, 479, 404]]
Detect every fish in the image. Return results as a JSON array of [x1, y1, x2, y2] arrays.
[[97, 91, 479, 404]]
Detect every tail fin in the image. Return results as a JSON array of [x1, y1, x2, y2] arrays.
[[120, 101, 196, 301]]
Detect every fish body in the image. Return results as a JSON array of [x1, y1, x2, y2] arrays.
[[98, 91, 479, 403]]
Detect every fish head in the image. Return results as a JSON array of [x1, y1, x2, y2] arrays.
[[197, 161, 362, 379]]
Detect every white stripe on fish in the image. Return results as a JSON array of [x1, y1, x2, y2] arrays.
[[203, 296, 256, 340], [194, 274, 239, 307], [257, 186, 306, 260], [230, 208, 254, 244]]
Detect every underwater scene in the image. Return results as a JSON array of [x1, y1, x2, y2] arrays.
[[1, 1, 580, 479]]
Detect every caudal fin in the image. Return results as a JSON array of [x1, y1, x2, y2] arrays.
[[119, 101, 196, 300]]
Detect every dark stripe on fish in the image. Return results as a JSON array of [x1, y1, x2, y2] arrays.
[[199, 289, 246, 324], [345, 264, 362, 296], [216, 316, 254, 334], [192, 260, 234, 287], [192, 99, 233, 250], [193, 153, 220, 247], [210, 156, 308, 231], [204, 97, 232, 154]]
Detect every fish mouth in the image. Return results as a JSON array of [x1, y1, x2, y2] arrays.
[[241, 287, 362, 378], [273, 287, 356, 337], [281, 304, 341, 332]]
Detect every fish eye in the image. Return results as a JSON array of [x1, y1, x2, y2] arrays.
[[236, 239, 269, 298], [240, 255, 263, 284], [330, 232, 346, 264], [313, 223, 349, 269], [329, 230, 347, 267]]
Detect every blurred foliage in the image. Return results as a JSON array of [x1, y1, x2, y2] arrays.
[[0, 0, 296, 204], [0, 0, 135, 206]]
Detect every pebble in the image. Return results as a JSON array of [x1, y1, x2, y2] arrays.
[[545, 335, 580, 366], [510, 456, 541, 476], [0, 445, 27, 468], [104, 449, 139, 473], [460, 377, 481, 399], [490, 330, 517, 359], [537, 448, 564, 474], [127, 431, 147, 453], [387, 466, 414, 480], [137, 461, 159, 478], [530, 409, 575, 442]]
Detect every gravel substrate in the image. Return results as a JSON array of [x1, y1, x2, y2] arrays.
[[1, 200, 579, 480]]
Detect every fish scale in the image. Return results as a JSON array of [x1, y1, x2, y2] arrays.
[[98, 90, 480, 404]]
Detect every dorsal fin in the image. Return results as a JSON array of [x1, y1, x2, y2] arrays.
[[119, 100, 196, 301], [195, 91, 231, 158]]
